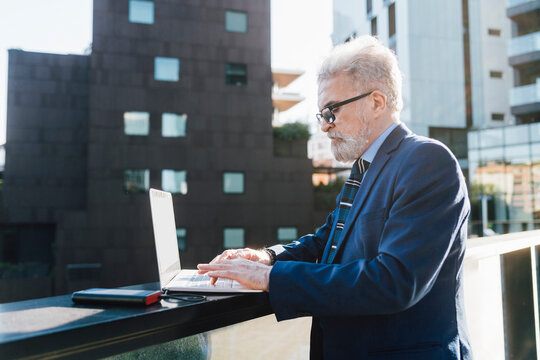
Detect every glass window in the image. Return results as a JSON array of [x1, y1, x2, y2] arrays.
[[429, 127, 468, 158], [176, 228, 186, 251], [468, 149, 480, 184], [388, 3, 396, 38], [505, 126, 529, 145], [468, 131, 479, 149], [155, 57, 180, 82], [225, 63, 247, 86], [531, 123, 540, 142], [223, 228, 245, 249], [124, 111, 150, 136], [480, 128, 503, 148], [277, 227, 297, 243], [366, 0, 373, 15], [225, 10, 247, 33], [532, 143, 540, 158], [489, 71, 503, 78], [124, 169, 149, 193], [371, 17, 377, 36], [481, 147, 504, 163], [488, 28, 501, 36], [223, 172, 244, 194], [491, 113, 504, 121], [505, 145, 531, 165], [162, 113, 187, 137], [162, 170, 187, 194], [129, 0, 154, 25]]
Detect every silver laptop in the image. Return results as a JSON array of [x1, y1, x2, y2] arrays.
[[149, 188, 261, 293]]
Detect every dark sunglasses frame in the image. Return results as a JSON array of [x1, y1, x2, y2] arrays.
[[316, 91, 374, 125]]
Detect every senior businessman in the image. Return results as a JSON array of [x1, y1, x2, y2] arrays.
[[198, 35, 472, 359]]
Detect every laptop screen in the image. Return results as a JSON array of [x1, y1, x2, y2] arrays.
[[149, 188, 181, 289]]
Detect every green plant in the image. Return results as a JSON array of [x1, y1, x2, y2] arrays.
[[273, 122, 311, 141]]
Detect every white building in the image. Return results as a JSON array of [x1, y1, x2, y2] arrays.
[[332, 0, 514, 168], [271, 69, 305, 126], [507, 0, 540, 124]]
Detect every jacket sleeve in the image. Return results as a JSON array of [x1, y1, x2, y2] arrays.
[[268, 141, 470, 320], [269, 208, 337, 263]]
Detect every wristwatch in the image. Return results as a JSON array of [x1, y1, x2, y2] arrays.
[[264, 248, 277, 265]]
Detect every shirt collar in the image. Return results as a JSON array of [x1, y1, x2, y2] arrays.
[[361, 122, 399, 164]]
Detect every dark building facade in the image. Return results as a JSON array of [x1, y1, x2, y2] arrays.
[[2, 0, 314, 298]]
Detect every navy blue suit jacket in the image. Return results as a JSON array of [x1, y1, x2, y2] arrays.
[[268, 124, 473, 359]]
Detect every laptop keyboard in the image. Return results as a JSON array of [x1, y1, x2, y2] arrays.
[[174, 273, 243, 289]]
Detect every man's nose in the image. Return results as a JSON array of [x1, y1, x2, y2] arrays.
[[320, 121, 333, 133]]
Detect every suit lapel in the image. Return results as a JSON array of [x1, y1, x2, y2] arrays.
[[329, 123, 411, 263]]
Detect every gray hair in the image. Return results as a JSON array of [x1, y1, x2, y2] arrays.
[[318, 36, 403, 113]]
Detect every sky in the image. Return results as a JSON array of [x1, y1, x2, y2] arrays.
[[0, 0, 333, 145]]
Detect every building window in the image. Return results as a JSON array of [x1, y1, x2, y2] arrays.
[[277, 227, 298, 244], [225, 63, 247, 86], [371, 17, 377, 36], [492, 113, 505, 121], [490, 71, 503, 79], [223, 172, 245, 194], [176, 228, 187, 251], [162, 113, 187, 137], [488, 28, 501, 36], [225, 10, 247, 33], [162, 170, 187, 194], [429, 127, 468, 159], [129, 0, 154, 24], [124, 169, 149, 193], [124, 111, 150, 136], [223, 228, 245, 249], [366, 0, 373, 15], [388, 3, 396, 38], [155, 57, 180, 82]]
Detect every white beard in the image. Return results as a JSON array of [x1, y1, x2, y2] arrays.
[[328, 121, 371, 163]]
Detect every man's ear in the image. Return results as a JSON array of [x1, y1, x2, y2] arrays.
[[371, 91, 387, 114]]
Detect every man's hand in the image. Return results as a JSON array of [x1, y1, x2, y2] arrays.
[[203, 248, 272, 267], [197, 258, 272, 291]]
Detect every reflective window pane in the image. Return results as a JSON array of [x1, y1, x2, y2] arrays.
[[176, 228, 186, 251], [124, 169, 150, 193], [223, 172, 244, 194], [124, 111, 150, 136], [531, 123, 540, 142], [504, 126, 529, 145], [225, 10, 247, 33], [532, 143, 540, 159], [505, 145, 531, 165], [277, 227, 297, 243], [162, 170, 187, 194], [225, 63, 247, 86], [481, 147, 504, 163], [223, 228, 244, 249], [155, 57, 180, 82], [162, 113, 187, 137], [129, 0, 154, 24], [468, 131, 479, 149], [480, 128, 503, 148]]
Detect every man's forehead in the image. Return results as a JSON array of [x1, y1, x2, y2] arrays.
[[318, 75, 352, 105]]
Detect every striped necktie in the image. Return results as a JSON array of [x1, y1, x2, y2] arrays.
[[325, 158, 370, 264]]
